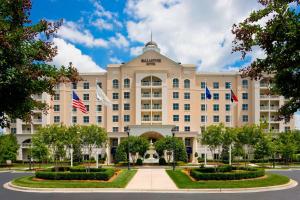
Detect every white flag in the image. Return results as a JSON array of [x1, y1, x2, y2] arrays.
[[96, 84, 112, 107]]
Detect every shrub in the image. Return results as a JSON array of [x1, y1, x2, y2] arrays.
[[69, 167, 106, 172], [51, 166, 70, 172], [136, 158, 143, 165], [35, 169, 115, 181], [190, 167, 265, 181], [159, 157, 166, 165]]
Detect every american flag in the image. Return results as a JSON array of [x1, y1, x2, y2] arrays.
[[72, 91, 88, 114]]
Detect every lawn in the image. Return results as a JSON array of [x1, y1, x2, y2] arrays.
[[166, 170, 290, 189], [12, 169, 137, 188]]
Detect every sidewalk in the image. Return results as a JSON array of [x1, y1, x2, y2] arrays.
[[126, 169, 177, 190]]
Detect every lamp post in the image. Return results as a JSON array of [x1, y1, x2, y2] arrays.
[[124, 126, 130, 170], [171, 127, 176, 171]]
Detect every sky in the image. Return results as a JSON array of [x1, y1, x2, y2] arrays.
[[29, 0, 299, 128]]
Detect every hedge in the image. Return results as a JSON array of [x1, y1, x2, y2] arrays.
[[190, 167, 265, 181], [35, 169, 115, 181], [69, 167, 106, 172]]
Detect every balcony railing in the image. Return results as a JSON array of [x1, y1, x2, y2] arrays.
[[153, 93, 162, 97], [141, 82, 151, 86], [152, 105, 162, 109], [260, 83, 269, 87], [141, 105, 151, 109], [152, 117, 162, 121], [260, 106, 269, 110], [142, 117, 151, 121], [152, 82, 162, 86], [142, 93, 151, 98], [260, 95, 280, 99], [32, 118, 42, 123]]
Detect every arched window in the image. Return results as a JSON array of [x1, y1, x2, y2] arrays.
[[112, 79, 119, 89], [173, 78, 179, 88], [124, 78, 130, 88], [184, 79, 190, 89]]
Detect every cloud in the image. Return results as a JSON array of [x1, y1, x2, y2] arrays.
[[57, 21, 108, 48], [109, 57, 122, 63], [52, 38, 106, 73], [125, 0, 262, 71], [109, 33, 129, 48]]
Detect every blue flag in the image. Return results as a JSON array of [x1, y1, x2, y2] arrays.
[[205, 86, 212, 99]]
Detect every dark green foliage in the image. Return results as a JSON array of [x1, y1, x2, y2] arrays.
[[136, 158, 143, 165], [196, 165, 233, 173], [232, 0, 300, 120], [35, 169, 115, 180], [0, 134, 19, 163], [0, 0, 81, 128], [190, 167, 265, 180], [159, 157, 167, 165], [69, 167, 106, 172], [50, 167, 70, 172]]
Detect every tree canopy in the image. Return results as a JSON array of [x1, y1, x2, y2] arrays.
[[0, 134, 19, 163], [232, 0, 300, 120], [0, 0, 80, 128]]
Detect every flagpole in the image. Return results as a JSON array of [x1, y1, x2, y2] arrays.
[[204, 80, 207, 167], [70, 88, 73, 167], [229, 83, 232, 166]]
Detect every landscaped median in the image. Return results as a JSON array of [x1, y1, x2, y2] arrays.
[[166, 166, 291, 189], [11, 167, 137, 188]]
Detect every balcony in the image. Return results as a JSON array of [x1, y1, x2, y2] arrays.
[[32, 118, 42, 124], [142, 93, 151, 98], [152, 93, 162, 98], [260, 106, 269, 110], [141, 105, 151, 110], [141, 81, 151, 86], [260, 83, 269, 88], [142, 117, 151, 122], [152, 81, 162, 86], [260, 95, 280, 99], [152, 105, 162, 110], [152, 117, 162, 121]]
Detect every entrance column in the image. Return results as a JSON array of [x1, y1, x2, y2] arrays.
[[106, 139, 111, 164], [192, 137, 198, 163]]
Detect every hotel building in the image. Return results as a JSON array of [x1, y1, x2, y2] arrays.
[[9, 40, 295, 163]]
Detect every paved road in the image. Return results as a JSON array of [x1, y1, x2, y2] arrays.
[[1, 170, 300, 200]]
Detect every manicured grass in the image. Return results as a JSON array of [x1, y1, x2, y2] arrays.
[[166, 170, 290, 189], [12, 169, 137, 188]]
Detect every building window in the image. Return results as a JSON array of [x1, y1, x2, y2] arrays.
[[83, 82, 89, 89], [184, 115, 190, 122], [184, 92, 190, 99], [124, 103, 130, 110], [53, 105, 60, 112], [54, 83, 60, 90], [124, 78, 130, 88], [54, 93, 60, 100], [72, 116, 77, 124], [242, 79, 248, 88], [83, 94, 89, 101], [124, 115, 130, 122], [200, 82, 205, 89], [96, 105, 102, 112], [113, 79, 119, 89], [201, 93, 205, 100], [225, 104, 230, 111], [213, 115, 219, 122], [201, 104, 206, 111], [113, 104, 119, 111], [54, 116, 60, 123], [213, 93, 219, 100], [10, 128, 17, 134], [242, 115, 248, 122], [112, 115, 119, 122], [225, 93, 230, 100], [242, 93, 248, 100], [173, 92, 179, 99], [85, 105, 89, 112], [225, 82, 231, 89], [184, 126, 190, 132], [173, 78, 179, 88], [242, 104, 248, 111], [112, 93, 119, 99], [97, 82, 102, 88], [201, 115, 207, 122], [184, 79, 190, 89], [225, 115, 230, 123], [173, 126, 179, 132], [173, 115, 179, 122], [72, 82, 77, 89], [184, 104, 190, 110], [124, 92, 130, 99], [213, 104, 219, 111], [173, 103, 179, 110], [72, 107, 77, 112], [97, 116, 102, 123], [83, 116, 89, 123], [213, 82, 219, 89], [113, 127, 119, 132]]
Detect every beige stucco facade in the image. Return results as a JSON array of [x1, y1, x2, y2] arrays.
[[9, 41, 295, 163]]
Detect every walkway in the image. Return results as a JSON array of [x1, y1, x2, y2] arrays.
[[126, 168, 177, 190]]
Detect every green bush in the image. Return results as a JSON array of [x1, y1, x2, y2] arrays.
[[35, 169, 115, 181], [159, 157, 166, 165], [69, 167, 106, 172], [190, 167, 265, 180], [136, 158, 143, 165], [51, 167, 70, 172]]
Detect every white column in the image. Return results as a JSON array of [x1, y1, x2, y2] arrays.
[[96, 149, 99, 168], [192, 138, 197, 163], [70, 145, 73, 167]]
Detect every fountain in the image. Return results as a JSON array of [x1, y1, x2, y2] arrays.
[[143, 139, 159, 164]]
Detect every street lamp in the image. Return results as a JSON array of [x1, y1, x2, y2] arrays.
[[171, 127, 176, 171], [124, 126, 130, 170]]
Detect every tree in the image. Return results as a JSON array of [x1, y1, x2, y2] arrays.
[[115, 136, 149, 164], [65, 125, 82, 162], [80, 125, 107, 170], [221, 127, 237, 163], [32, 134, 49, 168], [232, 0, 300, 121], [201, 124, 224, 165], [0, 0, 80, 128], [277, 131, 298, 164], [155, 136, 187, 163], [254, 134, 272, 161], [0, 134, 19, 164]]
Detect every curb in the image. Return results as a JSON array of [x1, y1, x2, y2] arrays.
[[3, 179, 298, 194]]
